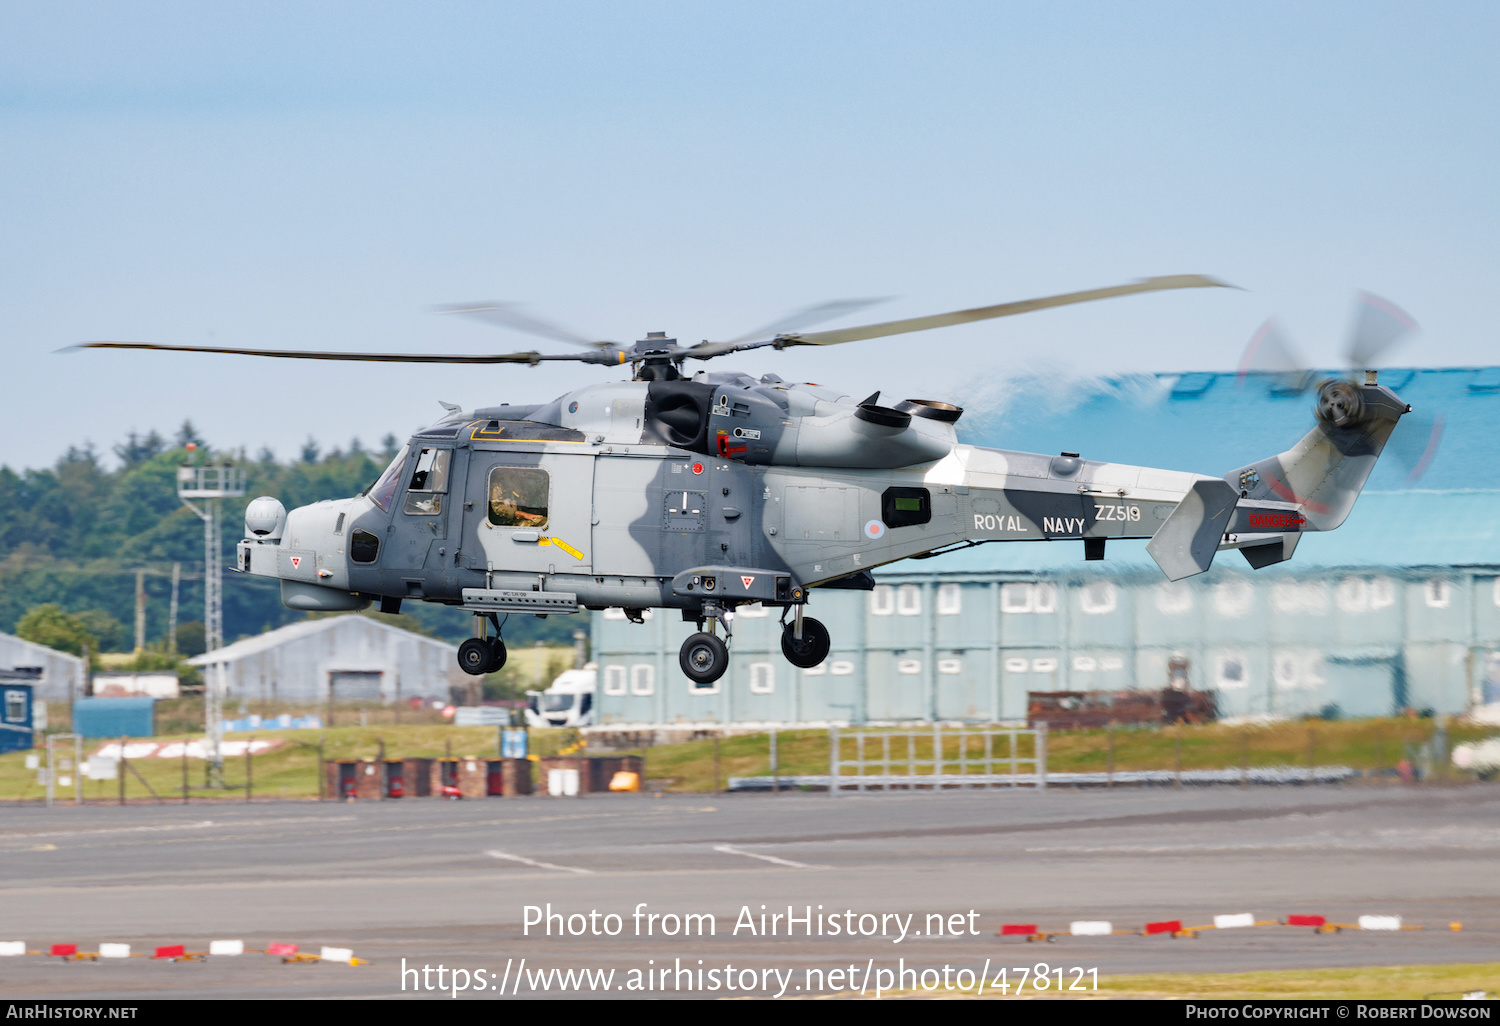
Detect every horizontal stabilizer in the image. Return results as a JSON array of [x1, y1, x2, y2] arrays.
[[1146, 479, 1239, 581]]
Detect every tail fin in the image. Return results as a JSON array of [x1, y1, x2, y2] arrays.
[[1222, 376, 1408, 567]]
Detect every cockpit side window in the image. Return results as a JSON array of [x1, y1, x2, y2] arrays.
[[403, 448, 452, 516], [487, 466, 549, 528], [369, 446, 408, 512]]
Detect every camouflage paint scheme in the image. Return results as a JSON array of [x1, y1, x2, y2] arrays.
[[238, 372, 1407, 649]]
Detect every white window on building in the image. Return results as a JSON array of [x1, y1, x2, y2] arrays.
[[1031, 657, 1058, 674], [1034, 582, 1057, 614], [749, 662, 775, 694], [1004, 657, 1029, 673], [1370, 576, 1396, 609], [897, 584, 923, 616], [1272, 650, 1324, 690], [1335, 577, 1370, 614], [1273, 581, 1328, 615], [1000, 583, 1033, 614], [1099, 655, 1125, 672], [1156, 582, 1193, 615], [4, 690, 25, 723], [1426, 578, 1451, 609], [897, 658, 922, 675], [802, 661, 827, 675], [829, 661, 855, 676], [870, 585, 895, 616], [603, 607, 627, 620], [629, 664, 655, 696], [738, 602, 770, 618], [602, 665, 627, 696], [1079, 581, 1117, 615], [1216, 652, 1248, 689], [937, 657, 963, 675], [1072, 655, 1097, 672], [1214, 579, 1253, 618], [937, 583, 962, 615]]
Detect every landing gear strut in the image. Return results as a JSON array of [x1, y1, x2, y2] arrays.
[[457, 613, 508, 676], [780, 607, 830, 668]]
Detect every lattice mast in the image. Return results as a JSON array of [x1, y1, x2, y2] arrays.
[[177, 461, 245, 788]]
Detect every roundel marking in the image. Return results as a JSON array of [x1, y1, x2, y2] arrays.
[[691, 462, 704, 475], [568, 401, 579, 414], [864, 520, 886, 540]]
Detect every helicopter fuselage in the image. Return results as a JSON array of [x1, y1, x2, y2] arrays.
[[236, 370, 1406, 679]]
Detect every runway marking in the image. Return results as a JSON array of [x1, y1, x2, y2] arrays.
[[711, 844, 829, 870], [485, 850, 594, 875], [0, 816, 357, 843]]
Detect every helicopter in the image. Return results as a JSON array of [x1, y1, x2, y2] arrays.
[[78, 275, 1412, 685]]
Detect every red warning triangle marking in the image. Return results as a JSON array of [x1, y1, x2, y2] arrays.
[[741, 575, 755, 589], [289, 556, 301, 568]]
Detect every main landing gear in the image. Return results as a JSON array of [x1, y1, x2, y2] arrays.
[[679, 602, 734, 685], [780, 606, 830, 668], [457, 613, 508, 676]]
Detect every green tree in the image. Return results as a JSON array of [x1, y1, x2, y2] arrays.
[[16, 603, 98, 660]]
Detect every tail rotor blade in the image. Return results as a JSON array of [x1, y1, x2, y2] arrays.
[[1237, 317, 1316, 391], [1386, 411, 1445, 485], [1345, 292, 1418, 369]]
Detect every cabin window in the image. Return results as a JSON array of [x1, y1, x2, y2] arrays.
[[881, 486, 931, 528], [403, 448, 452, 516], [349, 529, 380, 564], [487, 466, 550, 528], [369, 446, 407, 512]]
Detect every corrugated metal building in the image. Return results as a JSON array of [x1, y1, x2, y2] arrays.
[[0, 632, 85, 703], [188, 615, 464, 706], [593, 367, 1500, 726]]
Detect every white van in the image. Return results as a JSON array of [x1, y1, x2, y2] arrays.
[[525, 663, 596, 729]]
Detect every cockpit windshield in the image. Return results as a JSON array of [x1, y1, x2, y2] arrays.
[[368, 447, 408, 512]]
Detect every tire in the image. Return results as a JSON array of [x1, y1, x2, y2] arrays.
[[457, 638, 491, 676], [781, 617, 831, 668], [485, 639, 508, 674], [679, 632, 729, 684]]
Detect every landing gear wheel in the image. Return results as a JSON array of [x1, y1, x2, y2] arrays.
[[485, 638, 508, 674], [679, 632, 729, 684], [457, 638, 491, 676], [781, 617, 831, 668]]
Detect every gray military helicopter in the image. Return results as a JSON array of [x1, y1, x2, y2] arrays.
[[80, 275, 1412, 684]]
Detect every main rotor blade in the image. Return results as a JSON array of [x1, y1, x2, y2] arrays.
[[719, 297, 890, 346], [433, 302, 619, 349], [775, 274, 1232, 347], [70, 340, 590, 365], [1345, 291, 1418, 368]]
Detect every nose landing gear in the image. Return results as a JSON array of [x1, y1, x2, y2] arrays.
[[680, 632, 729, 683]]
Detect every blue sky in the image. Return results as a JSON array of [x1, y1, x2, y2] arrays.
[[3, 2, 1497, 469]]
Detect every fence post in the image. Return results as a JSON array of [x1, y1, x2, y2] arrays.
[[74, 734, 82, 805], [245, 737, 253, 803], [932, 722, 941, 788], [828, 726, 839, 798], [317, 735, 326, 802], [770, 727, 778, 794], [713, 735, 721, 795], [1174, 723, 1183, 789], [1035, 722, 1047, 791], [181, 743, 188, 804], [118, 735, 126, 806], [1106, 722, 1114, 790], [1240, 729, 1249, 787]]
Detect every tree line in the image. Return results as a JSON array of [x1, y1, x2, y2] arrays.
[[0, 422, 587, 662]]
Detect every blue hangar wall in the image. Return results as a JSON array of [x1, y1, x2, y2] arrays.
[[593, 368, 1500, 726]]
